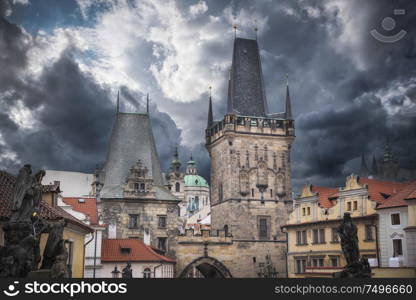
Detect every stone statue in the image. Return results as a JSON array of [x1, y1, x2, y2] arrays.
[[338, 213, 360, 265], [122, 262, 133, 278], [333, 213, 371, 278], [41, 219, 67, 270], [10, 165, 45, 223], [0, 165, 45, 277], [50, 240, 70, 278]]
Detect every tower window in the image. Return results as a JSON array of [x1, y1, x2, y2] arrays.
[[251, 188, 254, 197], [158, 237, 167, 251], [128, 214, 139, 229], [270, 189, 273, 197], [175, 182, 180, 192], [259, 218, 268, 240], [158, 215, 167, 228]]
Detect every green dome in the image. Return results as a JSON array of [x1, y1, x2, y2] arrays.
[[184, 175, 208, 187]]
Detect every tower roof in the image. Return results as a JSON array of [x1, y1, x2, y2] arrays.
[[359, 153, 370, 177], [101, 112, 164, 199], [227, 38, 268, 117], [285, 77, 292, 119]]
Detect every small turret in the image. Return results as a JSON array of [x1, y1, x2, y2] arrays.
[[170, 146, 181, 172], [207, 86, 213, 128], [285, 75, 292, 120], [186, 154, 197, 175]]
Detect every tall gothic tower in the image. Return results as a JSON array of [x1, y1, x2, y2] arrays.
[[206, 37, 295, 241]]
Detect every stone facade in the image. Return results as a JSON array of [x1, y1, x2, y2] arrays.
[[173, 37, 295, 278], [176, 229, 287, 278], [100, 198, 179, 258], [207, 119, 294, 240]]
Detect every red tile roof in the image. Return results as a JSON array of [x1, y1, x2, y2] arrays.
[[406, 189, 416, 200], [62, 197, 98, 224], [359, 178, 407, 204], [101, 239, 175, 263], [0, 171, 92, 232], [377, 180, 416, 209], [41, 182, 61, 193], [311, 186, 339, 208]]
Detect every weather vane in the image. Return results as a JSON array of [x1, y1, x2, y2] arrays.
[[254, 19, 258, 40], [232, 16, 237, 39]]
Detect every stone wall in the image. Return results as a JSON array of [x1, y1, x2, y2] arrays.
[[208, 130, 294, 240], [99, 199, 179, 258], [175, 229, 287, 278]]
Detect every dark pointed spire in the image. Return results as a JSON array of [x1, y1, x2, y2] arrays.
[[383, 138, 394, 162], [232, 16, 237, 40], [372, 153, 378, 175], [170, 145, 181, 172], [359, 153, 370, 177], [146, 93, 149, 114], [227, 37, 268, 116], [207, 86, 213, 128], [285, 75, 292, 119]]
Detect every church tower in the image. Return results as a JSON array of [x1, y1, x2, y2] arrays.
[[206, 37, 295, 241]]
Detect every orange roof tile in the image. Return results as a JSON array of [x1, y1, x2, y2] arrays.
[[406, 188, 416, 200], [63, 197, 98, 224], [101, 239, 175, 263], [377, 180, 416, 209], [311, 186, 339, 208], [359, 178, 408, 204]]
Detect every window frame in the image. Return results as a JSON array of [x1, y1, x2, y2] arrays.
[[331, 228, 339, 243], [158, 237, 167, 252], [295, 257, 307, 274], [364, 224, 374, 241], [393, 239, 403, 257], [391, 213, 401, 226], [143, 268, 152, 278], [128, 214, 139, 229], [158, 215, 167, 229]]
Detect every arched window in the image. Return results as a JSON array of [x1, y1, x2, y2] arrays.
[[195, 196, 199, 210], [143, 268, 151, 278], [175, 182, 180, 192]]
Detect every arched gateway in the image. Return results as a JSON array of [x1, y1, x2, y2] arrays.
[[179, 256, 233, 278]]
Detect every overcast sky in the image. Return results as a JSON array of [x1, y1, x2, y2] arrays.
[[0, 0, 415, 192]]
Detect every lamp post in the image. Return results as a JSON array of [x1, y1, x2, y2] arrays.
[[111, 266, 120, 278]]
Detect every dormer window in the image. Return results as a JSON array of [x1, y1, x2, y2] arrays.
[[78, 198, 85, 203], [120, 247, 131, 254]]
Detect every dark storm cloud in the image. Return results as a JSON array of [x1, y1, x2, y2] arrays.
[[0, 0, 11, 18], [0, 15, 188, 176], [1, 0, 416, 192]]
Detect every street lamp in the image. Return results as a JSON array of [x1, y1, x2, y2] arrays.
[[111, 266, 120, 278]]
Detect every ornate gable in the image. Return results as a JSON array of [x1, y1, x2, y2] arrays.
[[123, 159, 155, 199]]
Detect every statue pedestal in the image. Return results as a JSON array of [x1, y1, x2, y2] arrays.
[[27, 269, 52, 279]]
